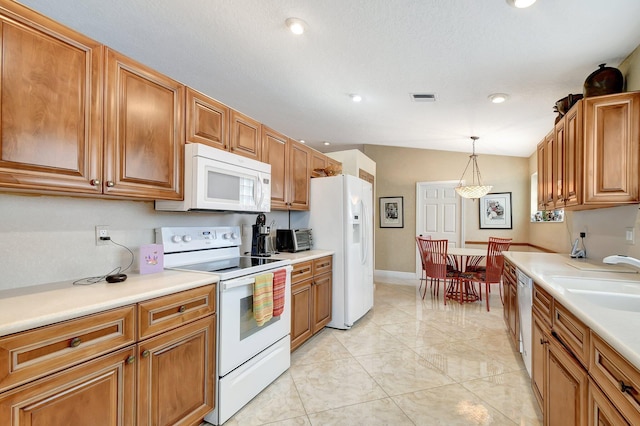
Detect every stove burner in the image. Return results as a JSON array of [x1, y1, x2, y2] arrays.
[[178, 256, 283, 274]]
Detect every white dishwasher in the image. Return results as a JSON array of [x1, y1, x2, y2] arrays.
[[516, 268, 533, 377]]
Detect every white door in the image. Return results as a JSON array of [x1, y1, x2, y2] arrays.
[[415, 181, 463, 276]]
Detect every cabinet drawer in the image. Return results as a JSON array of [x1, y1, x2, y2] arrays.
[[291, 261, 313, 284], [533, 283, 553, 326], [504, 259, 516, 282], [552, 301, 589, 367], [313, 256, 332, 276], [138, 284, 215, 340], [590, 332, 640, 425], [588, 377, 630, 426], [0, 305, 136, 393]]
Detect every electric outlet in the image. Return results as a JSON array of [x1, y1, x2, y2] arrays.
[[95, 225, 109, 246], [626, 227, 635, 245], [580, 231, 586, 238]]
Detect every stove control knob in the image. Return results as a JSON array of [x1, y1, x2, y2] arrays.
[[231, 232, 239, 239], [171, 235, 182, 243], [182, 235, 192, 243], [223, 233, 231, 239]]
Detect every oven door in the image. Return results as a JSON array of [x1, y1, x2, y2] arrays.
[[218, 266, 291, 376]]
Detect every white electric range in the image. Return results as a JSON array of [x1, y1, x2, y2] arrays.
[[156, 226, 292, 425]]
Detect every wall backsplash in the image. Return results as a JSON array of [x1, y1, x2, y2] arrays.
[[0, 193, 292, 291]]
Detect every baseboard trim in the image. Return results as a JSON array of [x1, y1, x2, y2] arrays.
[[374, 269, 418, 284]]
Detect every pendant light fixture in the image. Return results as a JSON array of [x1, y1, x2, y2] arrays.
[[455, 136, 493, 199]]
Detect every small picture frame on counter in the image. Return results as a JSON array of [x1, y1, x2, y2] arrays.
[[139, 244, 164, 274]]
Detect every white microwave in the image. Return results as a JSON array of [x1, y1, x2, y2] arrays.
[[155, 143, 271, 213]]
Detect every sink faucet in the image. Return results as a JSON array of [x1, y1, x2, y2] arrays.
[[603, 255, 640, 270]]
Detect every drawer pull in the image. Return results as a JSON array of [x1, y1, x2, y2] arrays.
[[142, 350, 150, 358], [540, 338, 549, 345], [620, 380, 635, 395], [126, 355, 135, 364], [179, 305, 186, 313], [69, 337, 82, 348]]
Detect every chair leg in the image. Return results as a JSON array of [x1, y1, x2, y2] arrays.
[[485, 283, 490, 311]]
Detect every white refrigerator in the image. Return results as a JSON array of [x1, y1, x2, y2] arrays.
[[309, 174, 374, 329]]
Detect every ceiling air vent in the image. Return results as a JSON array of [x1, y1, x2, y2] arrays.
[[411, 93, 436, 102]]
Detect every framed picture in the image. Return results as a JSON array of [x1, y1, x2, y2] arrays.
[[479, 192, 512, 229], [380, 196, 404, 228]]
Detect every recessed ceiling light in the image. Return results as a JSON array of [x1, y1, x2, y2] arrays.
[[323, 142, 331, 146], [506, 0, 537, 8], [488, 93, 509, 104], [350, 94, 362, 102], [285, 18, 306, 35]]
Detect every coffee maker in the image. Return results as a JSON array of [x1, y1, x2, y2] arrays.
[[251, 213, 271, 257]]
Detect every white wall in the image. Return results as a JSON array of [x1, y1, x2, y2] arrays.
[[0, 192, 291, 290]]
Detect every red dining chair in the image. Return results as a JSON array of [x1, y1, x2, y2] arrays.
[[460, 238, 512, 311], [466, 237, 512, 272], [416, 235, 431, 294], [422, 239, 461, 302]]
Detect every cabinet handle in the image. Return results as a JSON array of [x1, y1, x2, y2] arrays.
[[106, 181, 115, 187], [69, 337, 82, 348], [179, 305, 186, 313], [540, 338, 549, 345], [620, 380, 635, 395], [126, 355, 135, 364], [90, 179, 101, 187], [142, 349, 150, 358]]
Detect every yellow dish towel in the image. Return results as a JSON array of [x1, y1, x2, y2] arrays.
[[253, 272, 274, 326]]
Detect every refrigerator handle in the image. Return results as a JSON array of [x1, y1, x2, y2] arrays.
[[360, 200, 367, 264]]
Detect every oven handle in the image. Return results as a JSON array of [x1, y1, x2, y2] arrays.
[[222, 277, 256, 291], [222, 265, 292, 291]]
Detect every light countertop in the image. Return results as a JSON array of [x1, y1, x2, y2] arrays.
[[0, 271, 217, 337], [504, 251, 640, 370], [269, 249, 334, 263], [0, 250, 334, 337]]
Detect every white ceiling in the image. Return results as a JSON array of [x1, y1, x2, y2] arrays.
[[18, 0, 640, 157]]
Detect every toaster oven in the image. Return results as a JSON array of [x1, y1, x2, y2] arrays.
[[276, 229, 312, 252]]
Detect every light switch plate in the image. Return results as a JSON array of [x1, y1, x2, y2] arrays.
[[625, 227, 635, 245]]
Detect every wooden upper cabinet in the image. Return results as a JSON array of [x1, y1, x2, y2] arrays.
[[544, 131, 555, 208], [311, 150, 328, 177], [104, 48, 184, 200], [185, 87, 229, 150], [0, 2, 103, 194], [288, 139, 311, 210], [584, 92, 640, 205], [230, 109, 261, 160], [537, 141, 546, 210], [554, 117, 566, 206], [563, 101, 583, 208], [262, 126, 289, 210]]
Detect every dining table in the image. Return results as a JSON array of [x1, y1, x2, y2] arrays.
[[446, 247, 487, 304]]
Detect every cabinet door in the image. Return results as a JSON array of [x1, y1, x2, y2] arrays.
[[584, 92, 640, 205], [291, 280, 313, 351], [104, 48, 184, 200], [532, 312, 548, 410], [554, 117, 566, 206], [230, 109, 261, 160], [502, 275, 511, 326], [537, 141, 546, 210], [262, 126, 289, 210], [288, 139, 311, 210], [138, 316, 215, 426], [543, 131, 555, 208], [508, 282, 519, 347], [588, 378, 630, 426], [0, 346, 136, 426], [563, 101, 583, 208], [312, 273, 332, 333], [546, 338, 588, 426], [185, 87, 229, 150], [311, 150, 328, 177], [0, 3, 102, 194]]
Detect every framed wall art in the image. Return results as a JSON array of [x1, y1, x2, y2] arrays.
[[380, 196, 404, 228], [479, 192, 512, 229]]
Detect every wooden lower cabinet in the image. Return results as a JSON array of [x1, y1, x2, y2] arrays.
[[531, 311, 547, 410], [589, 378, 630, 425], [0, 346, 136, 426], [501, 259, 519, 348], [0, 283, 217, 426], [138, 315, 215, 426], [290, 256, 333, 351], [546, 337, 588, 425]]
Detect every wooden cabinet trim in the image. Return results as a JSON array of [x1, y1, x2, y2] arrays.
[[138, 284, 215, 340], [0, 305, 136, 393]]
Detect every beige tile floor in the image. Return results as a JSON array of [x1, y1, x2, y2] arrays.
[[210, 279, 543, 425]]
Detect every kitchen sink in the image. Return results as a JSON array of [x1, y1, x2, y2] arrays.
[[548, 276, 640, 312], [566, 289, 640, 312]]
